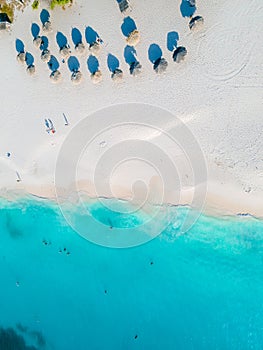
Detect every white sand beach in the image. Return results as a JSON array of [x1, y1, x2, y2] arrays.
[[0, 0, 262, 217]]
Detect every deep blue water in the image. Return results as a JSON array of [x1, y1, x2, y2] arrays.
[[0, 197, 263, 350]]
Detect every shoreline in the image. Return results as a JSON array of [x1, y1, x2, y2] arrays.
[[0, 179, 262, 220]]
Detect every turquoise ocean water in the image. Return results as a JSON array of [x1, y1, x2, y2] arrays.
[[0, 197, 263, 349]]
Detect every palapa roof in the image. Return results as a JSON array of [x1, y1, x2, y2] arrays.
[[42, 20, 52, 33], [71, 70, 82, 85], [27, 64, 36, 76], [129, 61, 142, 76], [33, 36, 42, 48], [60, 46, 71, 59], [50, 70, 62, 83], [89, 42, 101, 56], [189, 15, 204, 30], [75, 42, 85, 54], [153, 57, 168, 74], [173, 46, 187, 63], [111, 68, 123, 82], [91, 70, 102, 84], [41, 49, 51, 62], [17, 52, 26, 63], [126, 29, 140, 46]]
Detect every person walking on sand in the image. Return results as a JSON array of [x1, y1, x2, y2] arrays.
[[45, 118, 51, 133], [16, 171, 21, 182], [63, 113, 69, 126], [48, 119, 56, 133], [45, 118, 56, 134]]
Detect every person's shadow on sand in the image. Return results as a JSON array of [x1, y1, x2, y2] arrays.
[[31, 23, 40, 39]]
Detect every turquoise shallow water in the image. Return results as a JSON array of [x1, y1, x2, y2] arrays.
[[0, 197, 263, 350]]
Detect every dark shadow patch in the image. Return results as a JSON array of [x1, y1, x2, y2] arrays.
[[71, 27, 82, 46], [85, 26, 99, 44], [40, 9, 50, 25], [15, 39, 24, 53], [0, 327, 38, 350], [15, 324, 45, 348], [56, 32, 68, 49], [47, 55, 60, 71], [31, 23, 40, 38], [148, 43, 162, 63], [121, 16, 136, 37], [26, 52, 34, 66], [40, 36, 48, 51], [180, 0, 196, 18], [167, 31, 179, 51], [68, 56, 80, 72], [124, 45, 137, 64], [107, 53, 120, 72], [30, 331, 45, 348], [87, 55, 99, 74], [5, 213, 23, 238], [16, 324, 28, 333]]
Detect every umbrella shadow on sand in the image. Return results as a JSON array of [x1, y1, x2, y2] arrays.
[[85, 26, 99, 44], [87, 55, 99, 74], [40, 9, 50, 25], [107, 54, 120, 72], [40, 36, 49, 51], [25, 52, 34, 66], [148, 44, 162, 63], [124, 45, 137, 64], [56, 32, 69, 49], [167, 31, 179, 51], [31, 23, 40, 38], [71, 27, 83, 46], [68, 56, 80, 72], [15, 39, 25, 53], [121, 16, 137, 37], [180, 0, 196, 18], [48, 55, 60, 72]]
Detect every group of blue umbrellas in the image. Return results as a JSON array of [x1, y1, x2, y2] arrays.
[[15, 1, 203, 83]]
